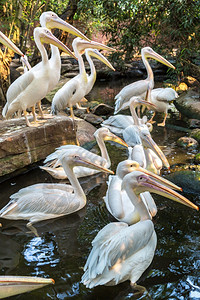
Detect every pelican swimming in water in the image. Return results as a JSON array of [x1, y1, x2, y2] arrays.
[[82, 170, 198, 289], [0, 149, 113, 235], [51, 37, 115, 118], [114, 47, 175, 114], [146, 87, 179, 126], [41, 127, 128, 180], [3, 27, 76, 127], [104, 159, 182, 225], [0, 276, 54, 299]]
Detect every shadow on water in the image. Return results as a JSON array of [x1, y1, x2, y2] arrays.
[[0, 78, 200, 299]]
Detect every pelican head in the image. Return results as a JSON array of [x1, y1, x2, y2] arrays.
[[73, 37, 116, 54], [34, 27, 76, 59], [118, 159, 181, 191], [94, 127, 128, 148], [139, 127, 170, 169], [58, 151, 114, 174], [40, 11, 90, 41], [122, 171, 199, 211], [0, 276, 54, 298], [142, 47, 175, 69], [85, 49, 115, 71]]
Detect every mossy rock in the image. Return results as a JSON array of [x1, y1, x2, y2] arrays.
[[194, 153, 200, 164], [190, 128, 200, 143], [166, 170, 200, 194]]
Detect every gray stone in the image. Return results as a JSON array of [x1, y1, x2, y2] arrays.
[[174, 88, 200, 119], [92, 103, 114, 116], [83, 113, 104, 125], [166, 170, 200, 194], [0, 115, 96, 177], [177, 136, 198, 149], [188, 119, 200, 129]]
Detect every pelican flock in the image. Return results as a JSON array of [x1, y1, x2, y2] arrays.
[[0, 10, 198, 300]]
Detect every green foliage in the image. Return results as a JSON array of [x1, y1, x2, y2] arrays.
[[77, 0, 200, 78]]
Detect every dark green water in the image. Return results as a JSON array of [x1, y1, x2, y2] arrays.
[[0, 78, 199, 299]]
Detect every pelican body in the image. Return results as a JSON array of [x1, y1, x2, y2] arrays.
[[114, 47, 175, 114], [0, 276, 54, 299], [147, 87, 179, 126], [51, 38, 115, 117], [3, 27, 76, 126], [0, 149, 113, 235], [41, 127, 128, 180], [82, 170, 198, 288], [3, 11, 90, 121]]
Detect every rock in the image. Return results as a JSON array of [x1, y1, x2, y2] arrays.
[[83, 113, 104, 125], [183, 76, 200, 88], [189, 128, 200, 143], [176, 82, 188, 93], [166, 170, 200, 194], [177, 136, 198, 149], [194, 153, 200, 164], [174, 88, 200, 119], [188, 119, 200, 129], [0, 116, 96, 178], [76, 118, 96, 146], [92, 103, 114, 116]]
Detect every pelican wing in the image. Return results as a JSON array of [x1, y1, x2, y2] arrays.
[[152, 88, 178, 102], [83, 220, 154, 279], [3, 71, 34, 117], [10, 183, 74, 200], [0, 190, 80, 222], [51, 75, 80, 113], [102, 115, 134, 130]]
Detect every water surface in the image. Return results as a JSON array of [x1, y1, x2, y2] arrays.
[[0, 78, 199, 299]]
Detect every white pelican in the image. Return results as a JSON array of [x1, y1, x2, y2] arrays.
[[51, 37, 115, 118], [82, 170, 198, 289], [2, 12, 90, 121], [102, 97, 155, 135], [40, 127, 128, 180], [0, 276, 54, 299], [114, 47, 175, 114], [0, 149, 113, 235], [104, 160, 182, 225], [123, 125, 169, 170], [147, 87, 179, 126], [4, 27, 76, 126]]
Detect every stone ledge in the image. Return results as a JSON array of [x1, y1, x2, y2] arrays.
[[0, 115, 96, 178]]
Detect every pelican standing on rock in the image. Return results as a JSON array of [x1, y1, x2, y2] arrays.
[[82, 170, 198, 290], [0, 149, 113, 235], [2, 11, 90, 122], [3, 27, 76, 126], [41, 127, 128, 180], [51, 37, 115, 118], [146, 87, 179, 126], [114, 47, 175, 114]]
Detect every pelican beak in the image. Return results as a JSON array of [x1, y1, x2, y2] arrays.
[[139, 174, 199, 211], [41, 31, 77, 60], [76, 157, 114, 174], [87, 49, 115, 71], [134, 98, 157, 110], [20, 55, 31, 71], [147, 50, 175, 69], [142, 133, 170, 169], [46, 15, 90, 42], [134, 165, 182, 191], [0, 31, 24, 56], [104, 132, 128, 148], [76, 39, 116, 54], [0, 276, 54, 298]]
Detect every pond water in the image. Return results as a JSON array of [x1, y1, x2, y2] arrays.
[[0, 78, 200, 299]]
